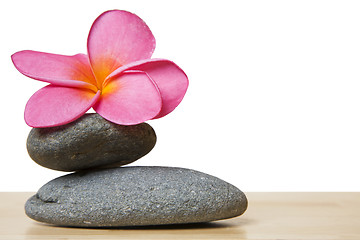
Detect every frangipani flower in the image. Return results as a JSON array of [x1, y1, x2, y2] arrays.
[[11, 10, 188, 127]]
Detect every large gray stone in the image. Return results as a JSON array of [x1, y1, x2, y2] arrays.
[[26, 114, 156, 172], [25, 166, 247, 227]]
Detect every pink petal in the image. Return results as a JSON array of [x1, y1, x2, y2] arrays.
[[106, 59, 188, 119], [93, 71, 161, 125], [87, 10, 155, 86], [25, 85, 100, 128], [12, 50, 97, 91]]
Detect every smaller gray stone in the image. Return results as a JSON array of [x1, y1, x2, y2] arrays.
[[27, 114, 156, 171], [25, 166, 247, 227]]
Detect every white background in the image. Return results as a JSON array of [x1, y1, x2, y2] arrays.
[[1, 0, 359, 192]]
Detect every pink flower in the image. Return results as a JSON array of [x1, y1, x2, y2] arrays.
[[11, 10, 188, 127]]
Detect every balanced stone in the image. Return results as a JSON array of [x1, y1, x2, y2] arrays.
[[27, 114, 156, 171], [25, 166, 247, 227]]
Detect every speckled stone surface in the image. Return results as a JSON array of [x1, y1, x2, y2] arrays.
[[25, 166, 247, 227], [26, 114, 156, 171]]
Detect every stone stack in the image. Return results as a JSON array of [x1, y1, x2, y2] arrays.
[[25, 113, 247, 227]]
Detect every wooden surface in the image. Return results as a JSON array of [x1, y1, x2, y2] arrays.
[[0, 192, 359, 240]]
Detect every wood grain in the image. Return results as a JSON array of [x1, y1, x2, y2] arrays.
[[0, 192, 359, 240]]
